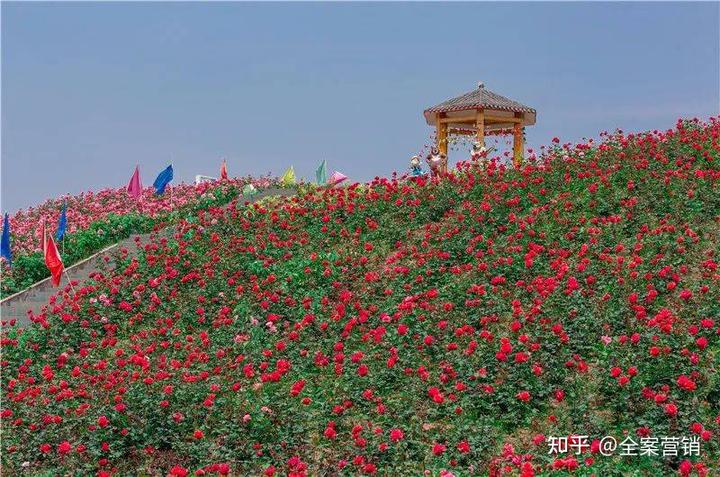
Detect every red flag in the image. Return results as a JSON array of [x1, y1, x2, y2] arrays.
[[127, 166, 142, 199], [220, 160, 228, 180], [43, 223, 64, 287]]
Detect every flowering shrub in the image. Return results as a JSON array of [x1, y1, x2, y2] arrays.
[[0, 176, 279, 296], [1, 118, 719, 476]]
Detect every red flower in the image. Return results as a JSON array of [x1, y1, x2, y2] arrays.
[[432, 443, 446, 456], [170, 465, 189, 477], [389, 429, 404, 442], [57, 441, 72, 455], [324, 422, 337, 440], [677, 375, 697, 392], [679, 460, 692, 476], [516, 391, 531, 402], [363, 463, 377, 474], [290, 379, 306, 396]]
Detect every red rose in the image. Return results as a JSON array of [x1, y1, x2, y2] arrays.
[[170, 465, 189, 477], [678, 460, 692, 476], [57, 441, 72, 455], [432, 443, 446, 456]]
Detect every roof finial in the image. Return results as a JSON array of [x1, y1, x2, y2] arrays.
[[477, 81, 485, 89]]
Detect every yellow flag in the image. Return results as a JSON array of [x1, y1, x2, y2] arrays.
[[281, 166, 296, 186]]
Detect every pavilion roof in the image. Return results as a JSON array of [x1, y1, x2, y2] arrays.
[[424, 83, 536, 120]]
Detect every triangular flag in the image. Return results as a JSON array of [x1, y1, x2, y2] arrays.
[[127, 166, 142, 199], [1, 213, 12, 266], [43, 224, 64, 287], [315, 160, 327, 185], [153, 165, 174, 195], [281, 166, 295, 186], [220, 160, 228, 180], [56, 201, 68, 241], [328, 170, 348, 186]]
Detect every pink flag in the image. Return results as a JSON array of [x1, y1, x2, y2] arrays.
[[328, 171, 348, 186], [127, 166, 142, 199]]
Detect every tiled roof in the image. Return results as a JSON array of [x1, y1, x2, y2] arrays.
[[425, 83, 535, 115]]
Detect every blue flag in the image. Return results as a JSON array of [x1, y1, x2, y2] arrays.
[[56, 201, 68, 241], [153, 165, 174, 195], [1, 213, 12, 266]]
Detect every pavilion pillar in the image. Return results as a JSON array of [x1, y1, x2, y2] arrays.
[[475, 109, 485, 147], [513, 114, 524, 168], [436, 113, 448, 173]]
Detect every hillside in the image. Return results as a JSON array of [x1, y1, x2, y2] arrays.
[[0, 176, 279, 298], [2, 118, 719, 476]]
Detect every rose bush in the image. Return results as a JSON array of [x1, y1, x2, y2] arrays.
[[1, 118, 719, 476]]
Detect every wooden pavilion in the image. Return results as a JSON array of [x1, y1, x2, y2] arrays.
[[423, 82, 536, 172]]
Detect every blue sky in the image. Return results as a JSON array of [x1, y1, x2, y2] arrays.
[[2, 2, 718, 212]]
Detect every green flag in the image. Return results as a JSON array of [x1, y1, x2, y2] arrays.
[[281, 166, 296, 186], [315, 159, 327, 184]]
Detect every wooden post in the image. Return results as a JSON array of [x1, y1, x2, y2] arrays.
[[475, 109, 485, 147], [436, 113, 448, 173], [513, 114, 524, 168]]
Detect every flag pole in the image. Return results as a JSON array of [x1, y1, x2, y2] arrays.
[[62, 200, 67, 256], [63, 269, 77, 294], [170, 161, 174, 212], [134, 163, 139, 215]]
